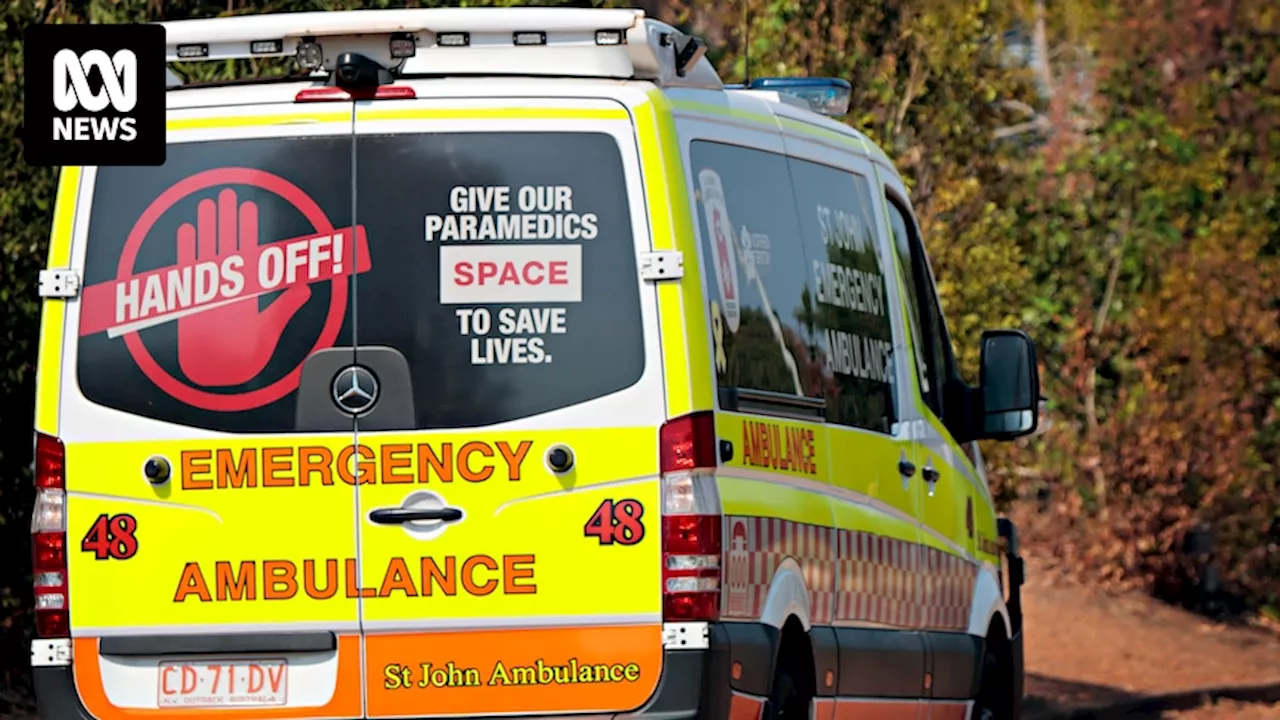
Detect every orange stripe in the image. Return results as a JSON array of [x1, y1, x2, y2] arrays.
[[729, 691, 765, 720], [364, 625, 662, 717], [926, 701, 969, 720], [833, 698, 921, 720], [813, 697, 838, 720], [71, 634, 362, 719]]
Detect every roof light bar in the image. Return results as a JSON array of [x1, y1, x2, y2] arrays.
[[513, 31, 546, 46], [156, 9, 723, 91], [176, 43, 208, 59], [747, 77, 853, 117], [250, 39, 283, 55], [437, 32, 469, 47], [595, 29, 624, 45]]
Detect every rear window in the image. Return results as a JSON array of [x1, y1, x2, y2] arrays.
[[76, 131, 644, 433]]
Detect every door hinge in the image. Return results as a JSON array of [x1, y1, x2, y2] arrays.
[[639, 251, 684, 281], [38, 269, 81, 299]]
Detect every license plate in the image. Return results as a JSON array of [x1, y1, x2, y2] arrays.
[[157, 659, 288, 707]]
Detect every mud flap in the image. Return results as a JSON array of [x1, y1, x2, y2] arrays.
[[34, 666, 93, 720], [998, 517, 1025, 718]]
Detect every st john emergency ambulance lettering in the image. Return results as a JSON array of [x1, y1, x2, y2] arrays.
[[427, 184, 592, 366], [812, 202, 892, 382], [382, 658, 642, 690]]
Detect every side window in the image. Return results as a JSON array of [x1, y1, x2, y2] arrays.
[[886, 195, 952, 420], [787, 157, 896, 433], [690, 141, 824, 403]]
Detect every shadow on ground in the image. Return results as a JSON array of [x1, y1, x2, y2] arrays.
[[1025, 673, 1280, 719]]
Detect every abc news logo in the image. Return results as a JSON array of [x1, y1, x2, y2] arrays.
[[24, 23, 166, 167], [53, 49, 139, 142]]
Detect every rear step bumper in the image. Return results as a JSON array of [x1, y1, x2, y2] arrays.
[[34, 645, 713, 720]]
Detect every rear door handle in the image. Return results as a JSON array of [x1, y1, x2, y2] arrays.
[[898, 460, 917, 477], [922, 465, 940, 483], [369, 507, 463, 525]]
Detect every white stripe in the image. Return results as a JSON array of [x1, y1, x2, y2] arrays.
[[720, 467, 919, 527], [494, 473, 658, 516], [73, 620, 357, 637], [362, 613, 659, 632], [67, 490, 222, 522]]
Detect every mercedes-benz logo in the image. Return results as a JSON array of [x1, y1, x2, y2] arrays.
[[332, 365, 379, 415]]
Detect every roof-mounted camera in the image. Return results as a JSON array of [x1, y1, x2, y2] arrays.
[[332, 51, 394, 89]]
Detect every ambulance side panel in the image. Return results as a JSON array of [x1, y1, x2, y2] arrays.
[[668, 89, 837, 711], [776, 121, 985, 716], [875, 169, 1010, 638], [873, 129, 1012, 706], [669, 88, 988, 714]]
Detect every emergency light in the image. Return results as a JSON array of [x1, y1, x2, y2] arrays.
[[747, 77, 852, 118]]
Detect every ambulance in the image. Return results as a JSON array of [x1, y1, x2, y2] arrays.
[[29, 7, 1041, 720]]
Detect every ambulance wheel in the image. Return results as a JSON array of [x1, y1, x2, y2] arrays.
[[972, 626, 1015, 720], [764, 624, 814, 720], [764, 666, 808, 719]]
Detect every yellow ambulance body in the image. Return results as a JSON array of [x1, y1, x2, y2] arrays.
[[30, 8, 1041, 719]]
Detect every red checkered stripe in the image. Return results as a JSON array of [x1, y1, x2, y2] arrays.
[[834, 529, 920, 627], [722, 515, 979, 631], [920, 544, 979, 631], [723, 516, 836, 624]]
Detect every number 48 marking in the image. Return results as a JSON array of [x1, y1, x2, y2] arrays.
[[584, 499, 645, 546], [81, 514, 139, 561]]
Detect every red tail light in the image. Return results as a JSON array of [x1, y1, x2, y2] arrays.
[[35, 433, 65, 489], [32, 432, 68, 637], [33, 532, 68, 637], [295, 85, 417, 102], [659, 411, 718, 474], [659, 413, 722, 622]]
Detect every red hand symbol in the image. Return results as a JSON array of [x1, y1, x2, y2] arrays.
[[176, 188, 312, 388]]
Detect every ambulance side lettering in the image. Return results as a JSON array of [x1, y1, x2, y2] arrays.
[[740, 420, 818, 476], [178, 441, 534, 490], [173, 554, 538, 602]]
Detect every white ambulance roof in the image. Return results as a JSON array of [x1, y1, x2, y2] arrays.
[[157, 7, 896, 175], [158, 7, 721, 90]]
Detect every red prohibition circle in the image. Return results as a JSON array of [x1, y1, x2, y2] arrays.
[[118, 168, 348, 412]]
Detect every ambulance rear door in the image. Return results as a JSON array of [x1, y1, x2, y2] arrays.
[[348, 92, 669, 718], [54, 94, 367, 718]]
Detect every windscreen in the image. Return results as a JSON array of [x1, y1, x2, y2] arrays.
[[76, 131, 645, 433]]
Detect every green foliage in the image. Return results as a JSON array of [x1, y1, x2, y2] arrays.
[[1007, 0, 1280, 608]]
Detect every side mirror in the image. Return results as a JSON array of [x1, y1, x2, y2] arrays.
[[977, 329, 1040, 440]]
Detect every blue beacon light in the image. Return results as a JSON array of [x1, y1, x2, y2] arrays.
[[745, 77, 853, 118]]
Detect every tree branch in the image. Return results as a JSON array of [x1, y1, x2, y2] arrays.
[[1034, 0, 1056, 99], [993, 117, 1051, 139], [891, 51, 926, 139]]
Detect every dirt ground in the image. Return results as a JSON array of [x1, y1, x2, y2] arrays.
[[1020, 553, 1280, 719]]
